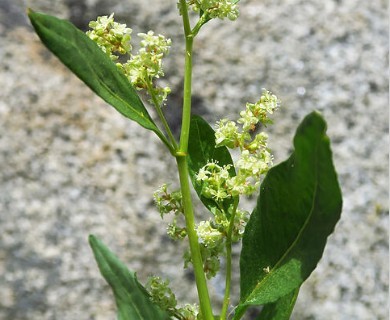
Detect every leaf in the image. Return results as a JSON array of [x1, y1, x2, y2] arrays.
[[187, 115, 237, 214], [234, 111, 342, 319], [256, 288, 300, 320], [27, 10, 165, 141], [89, 235, 171, 320]]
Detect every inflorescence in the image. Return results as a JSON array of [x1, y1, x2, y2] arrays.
[[180, 0, 239, 21], [147, 276, 200, 319], [86, 4, 279, 312], [87, 14, 171, 106], [154, 90, 280, 279]]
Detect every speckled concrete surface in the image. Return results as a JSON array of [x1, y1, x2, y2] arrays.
[[0, 0, 388, 319]]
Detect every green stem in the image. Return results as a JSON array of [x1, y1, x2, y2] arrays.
[[192, 13, 210, 37], [145, 79, 178, 151], [179, 0, 192, 38], [178, 39, 193, 153], [176, 156, 214, 320], [176, 2, 213, 319], [220, 199, 239, 319], [220, 244, 232, 320]]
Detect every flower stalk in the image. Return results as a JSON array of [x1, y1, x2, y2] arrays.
[[175, 1, 214, 318]]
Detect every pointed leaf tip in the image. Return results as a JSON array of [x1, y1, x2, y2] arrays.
[[27, 11, 165, 140], [237, 111, 342, 312]]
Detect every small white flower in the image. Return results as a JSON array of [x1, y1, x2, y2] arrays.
[[187, 0, 239, 21], [196, 167, 211, 181], [263, 266, 271, 273], [87, 16, 171, 105], [238, 107, 259, 132], [87, 13, 132, 60], [196, 221, 223, 247], [215, 119, 239, 147]]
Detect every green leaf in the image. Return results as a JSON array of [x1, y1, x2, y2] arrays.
[[27, 10, 165, 141], [89, 235, 171, 320], [187, 115, 237, 214], [235, 111, 342, 318], [257, 288, 300, 320]]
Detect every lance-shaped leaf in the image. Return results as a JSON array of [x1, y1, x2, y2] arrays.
[[187, 115, 237, 214], [234, 111, 342, 319], [27, 10, 167, 143], [89, 235, 171, 320]]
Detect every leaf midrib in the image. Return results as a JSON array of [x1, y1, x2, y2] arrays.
[[38, 14, 154, 129], [243, 135, 321, 305]]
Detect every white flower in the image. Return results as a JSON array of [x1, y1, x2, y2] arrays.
[[238, 107, 259, 132], [186, 0, 239, 21], [198, 89, 279, 199], [196, 162, 232, 201], [237, 149, 272, 177], [87, 13, 132, 60], [259, 89, 279, 114], [87, 16, 171, 105], [196, 221, 223, 248], [215, 119, 239, 148]]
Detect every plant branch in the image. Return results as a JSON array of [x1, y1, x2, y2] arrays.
[[220, 199, 239, 319], [145, 79, 178, 152]]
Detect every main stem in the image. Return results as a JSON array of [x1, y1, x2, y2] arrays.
[[175, 3, 213, 318], [176, 157, 213, 319]]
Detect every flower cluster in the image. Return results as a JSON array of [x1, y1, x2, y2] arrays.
[[193, 208, 249, 278], [87, 15, 171, 105], [153, 184, 187, 241], [229, 208, 250, 242], [197, 220, 224, 248], [176, 304, 200, 320], [237, 89, 279, 131], [118, 31, 172, 105], [183, 0, 239, 20], [154, 91, 278, 279], [197, 89, 279, 199], [147, 276, 177, 313], [186, 90, 278, 278], [86, 14, 132, 60], [199, 245, 222, 279], [196, 162, 232, 201], [147, 276, 200, 319], [154, 184, 183, 217]]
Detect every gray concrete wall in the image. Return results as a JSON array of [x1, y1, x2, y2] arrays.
[[0, 0, 388, 319]]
